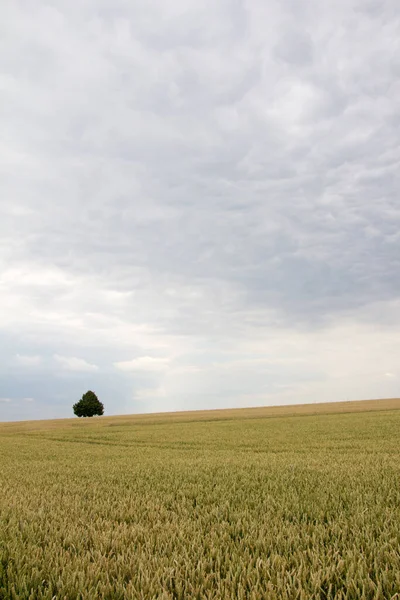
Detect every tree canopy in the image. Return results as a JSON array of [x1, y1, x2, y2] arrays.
[[73, 391, 104, 417]]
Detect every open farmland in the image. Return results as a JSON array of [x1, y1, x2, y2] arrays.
[[1, 398, 400, 599]]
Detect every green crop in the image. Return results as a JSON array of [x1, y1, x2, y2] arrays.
[[1, 400, 400, 599]]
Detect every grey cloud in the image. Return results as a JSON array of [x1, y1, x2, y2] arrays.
[[1, 0, 400, 420], [274, 29, 314, 66]]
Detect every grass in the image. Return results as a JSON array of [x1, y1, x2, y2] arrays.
[[1, 398, 400, 599]]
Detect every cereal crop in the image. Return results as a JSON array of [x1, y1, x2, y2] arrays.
[[1, 398, 400, 599]]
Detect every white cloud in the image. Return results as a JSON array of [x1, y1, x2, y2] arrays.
[[135, 387, 167, 400], [54, 355, 99, 372], [114, 356, 170, 372], [23, 397, 35, 402], [15, 354, 42, 366], [0, 398, 12, 403]]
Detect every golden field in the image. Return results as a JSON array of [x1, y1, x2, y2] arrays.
[[1, 398, 400, 599]]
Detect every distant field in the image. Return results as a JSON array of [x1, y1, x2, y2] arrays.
[[1, 398, 400, 599]]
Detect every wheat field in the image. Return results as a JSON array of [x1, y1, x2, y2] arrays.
[[1, 398, 400, 599]]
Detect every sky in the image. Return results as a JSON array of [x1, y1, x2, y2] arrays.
[[1, 0, 399, 421]]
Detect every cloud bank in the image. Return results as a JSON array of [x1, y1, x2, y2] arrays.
[[1, 0, 399, 420]]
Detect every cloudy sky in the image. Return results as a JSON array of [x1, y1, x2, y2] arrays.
[[1, 0, 399, 421]]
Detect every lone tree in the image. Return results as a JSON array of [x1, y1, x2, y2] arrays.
[[73, 390, 104, 417]]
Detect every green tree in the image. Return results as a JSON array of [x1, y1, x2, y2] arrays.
[[73, 391, 104, 417]]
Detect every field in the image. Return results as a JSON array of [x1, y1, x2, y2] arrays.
[[1, 398, 400, 599]]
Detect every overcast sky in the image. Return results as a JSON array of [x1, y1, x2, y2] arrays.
[[1, 0, 399, 421]]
